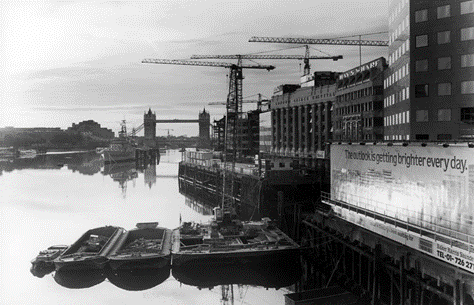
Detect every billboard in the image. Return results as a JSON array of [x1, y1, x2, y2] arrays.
[[328, 143, 474, 273]]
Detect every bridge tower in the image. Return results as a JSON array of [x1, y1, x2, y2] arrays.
[[144, 108, 156, 146], [198, 108, 211, 148]]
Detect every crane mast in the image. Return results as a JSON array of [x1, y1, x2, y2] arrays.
[[142, 58, 274, 219]]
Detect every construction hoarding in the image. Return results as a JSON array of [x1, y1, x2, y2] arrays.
[[327, 143, 474, 273]]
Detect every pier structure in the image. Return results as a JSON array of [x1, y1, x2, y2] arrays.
[[178, 150, 318, 221], [282, 141, 474, 304]]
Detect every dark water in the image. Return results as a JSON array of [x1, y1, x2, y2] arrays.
[[0, 150, 300, 304]]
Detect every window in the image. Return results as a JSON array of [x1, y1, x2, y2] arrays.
[[416, 35, 428, 47], [461, 54, 474, 67], [415, 84, 429, 97], [415, 9, 428, 22], [438, 83, 451, 96], [437, 5, 450, 19], [437, 134, 452, 140], [438, 57, 451, 70], [416, 134, 430, 140], [438, 109, 451, 121], [461, 107, 474, 123], [416, 59, 428, 72], [437, 31, 451, 44], [461, 27, 474, 41], [416, 110, 429, 122], [461, 81, 474, 94], [461, 1, 474, 14]]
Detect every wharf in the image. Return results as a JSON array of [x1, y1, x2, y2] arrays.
[[178, 158, 319, 220]]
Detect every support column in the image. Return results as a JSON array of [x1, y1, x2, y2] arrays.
[[285, 108, 290, 156], [280, 108, 285, 155], [272, 109, 278, 154], [324, 102, 331, 151], [298, 105, 303, 157], [317, 104, 323, 151], [311, 104, 317, 166], [305, 105, 311, 156], [292, 106, 297, 156]]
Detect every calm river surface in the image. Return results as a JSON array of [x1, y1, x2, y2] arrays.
[[0, 150, 297, 305]]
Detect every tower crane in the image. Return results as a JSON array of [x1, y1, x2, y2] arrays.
[[191, 52, 342, 77], [249, 33, 388, 66], [142, 58, 274, 218]]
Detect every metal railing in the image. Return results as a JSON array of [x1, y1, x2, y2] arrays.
[[321, 191, 474, 252]]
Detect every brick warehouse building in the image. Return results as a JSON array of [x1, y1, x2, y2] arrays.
[[270, 72, 338, 164]]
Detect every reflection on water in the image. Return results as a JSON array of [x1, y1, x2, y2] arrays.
[[105, 267, 171, 291], [52, 266, 172, 291], [2, 149, 301, 304], [102, 162, 138, 197], [35, 260, 300, 292], [172, 258, 302, 290], [54, 269, 106, 289], [0, 151, 102, 174]]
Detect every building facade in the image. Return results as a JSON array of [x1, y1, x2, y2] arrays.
[[271, 72, 338, 161], [333, 57, 387, 142], [212, 110, 261, 160], [385, 0, 474, 141]]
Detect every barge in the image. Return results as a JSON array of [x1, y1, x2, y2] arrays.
[[107, 222, 172, 270], [171, 214, 300, 268], [54, 226, 125, 271]]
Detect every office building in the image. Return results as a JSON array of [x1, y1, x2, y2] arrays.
[[385, 0, 474, 141]]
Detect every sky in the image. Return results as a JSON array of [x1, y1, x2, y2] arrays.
[[1, 0, 389, 136]]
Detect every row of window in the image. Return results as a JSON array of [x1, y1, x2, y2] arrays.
[[292, 92, 335, 103], [333, 119, 374, 131], [384, 134, 410, 141], [384, 87, 409, 108], [386, 134, 455, 141], [385, 63, 409, 89], [413, 108, 474, 123], [334, 102, 374, 116], [416, 54, 474, 72], [389, 0, 409, 27], [416, 27, 474, 48], [415, 1, 474, 24], [388, 39, 409, 66], [336, 87, 377, 103], [414, 81, 474, 97], [415, 109, 451, 122], [385, 110, 410, 126], [390, 14, 409, 45]]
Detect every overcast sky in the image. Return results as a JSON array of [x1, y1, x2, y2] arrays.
[[1, 1, 388, 136]]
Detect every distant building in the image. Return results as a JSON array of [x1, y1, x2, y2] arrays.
[[212, 109, 261, 159], [259, 111, 272, 156], [0, 127, 63, 142], [198, 108, 211, 148], [212, 117, 225, 152], [67, 120, 114, 139]]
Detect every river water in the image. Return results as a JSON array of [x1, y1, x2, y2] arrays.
[[0, 150, 299, 305]]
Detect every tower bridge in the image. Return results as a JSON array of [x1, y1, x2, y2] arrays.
[[144, 108, 211, 148]]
